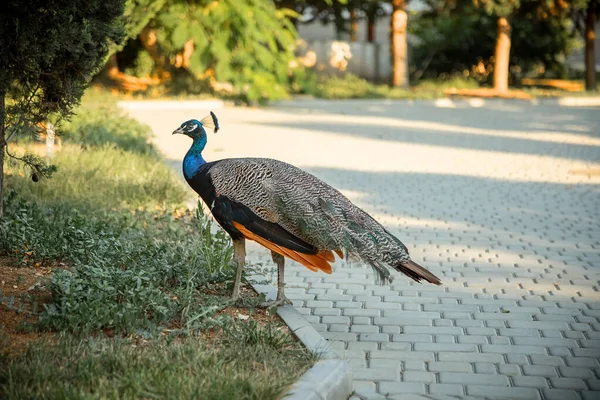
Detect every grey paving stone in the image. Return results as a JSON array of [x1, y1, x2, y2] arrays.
[[347, 342, 378, 351], [403, 361, 426, 371], [370, 350, 435, 361], [320, 332, 357, 341], [507, 354, 529, 365], [428, 361, 472, 373], [344, 308, 381, 317], [401, 371, 436, 383], [512, 376, 549, 388], [466, 385, 540, 399], [438, 352, 504, 363], [550, 377, 588, 390], [414, 343, 478, 352], [429, 383, 464, 397], [314, 308, 342, 316], [359, 333, 390, 342], [558, 366, 595, 379], [352, 367, 399, 381], [329, 324, 349, 333], [140, 100, 600, 399], [439, 372, 509, 386], [474, 363, 497, 374], [457, 335, 488, 344], [381, 342, 412, 351], [542, 388, 583, 400], [482, 344, 549, 355], [351, 325, 380, 334], [392, 334, 433, 343], [378, 382, 426, 395], [529, 355, 565, 366], [498, 363, 521, 376], [582, 391, 600, 400], [523, 365, 559, 377], [549, 347, 574, 357], [565, 356, 600, 368], [512, 337, 578, 347], [403, 326, 463, 335]]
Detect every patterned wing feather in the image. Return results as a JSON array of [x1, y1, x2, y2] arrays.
[[209, 158, 441, 285]]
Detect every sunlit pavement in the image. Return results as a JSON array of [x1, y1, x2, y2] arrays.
[[122, 98, 600, 400]]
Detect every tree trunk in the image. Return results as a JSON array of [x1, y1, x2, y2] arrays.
[[0, 91, 5, 220], [367, 12, 375, 42], [493, 16, 511, 93], [391, 0, 408, 88], [350, 9, 358, 42], [585, 0, 597, 91], [333, 2, 344, 41]]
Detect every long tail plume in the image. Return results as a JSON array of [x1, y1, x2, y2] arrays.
[[395, 260, 442, 285]]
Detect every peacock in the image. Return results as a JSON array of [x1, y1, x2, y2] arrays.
[[174, 112, 441, 307]]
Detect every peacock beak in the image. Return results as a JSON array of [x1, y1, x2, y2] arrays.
[[172, 127, 184, 135]]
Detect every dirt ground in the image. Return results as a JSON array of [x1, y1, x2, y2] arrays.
[[0, 256, 288, 360], [0, 256, 54, 358]]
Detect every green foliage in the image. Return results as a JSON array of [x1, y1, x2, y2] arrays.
[[152, 0, 298, 103], [122, 0, 169, 40], [123, 50, 156, 78], [0, 0, 128, 215], [0, 94, 235, 335], [411, 1, 582, 80], [475, 0, 522, 17], [224, 319, 295, 350], [0, 331, 315, 400], [0, 0, 126, 133], [0, 89, 315, 398]]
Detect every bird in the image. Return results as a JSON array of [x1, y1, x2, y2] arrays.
[[173, 112, 441, 307]]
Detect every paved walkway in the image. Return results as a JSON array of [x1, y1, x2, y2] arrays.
[[121, 98, 600, 400]]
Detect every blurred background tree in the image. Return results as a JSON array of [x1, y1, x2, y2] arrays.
[[100, 0, 597, 98], [572, 0, 599, 91], [411, 1, 588, 89]]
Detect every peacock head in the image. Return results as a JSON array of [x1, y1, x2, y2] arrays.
[[173, 111, 219, 139]]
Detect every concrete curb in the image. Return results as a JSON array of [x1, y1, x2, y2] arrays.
[[249, 276, 353, 400]]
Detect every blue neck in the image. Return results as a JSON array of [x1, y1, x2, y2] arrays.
[[183, 136, 207, 180]]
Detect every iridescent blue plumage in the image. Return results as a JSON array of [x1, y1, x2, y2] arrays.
[[182, 136, 207, 180]]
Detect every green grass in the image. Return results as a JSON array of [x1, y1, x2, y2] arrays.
[[0, 325, 315, 400], [0, 90, 315, 399], [309, 73, 480, 100], [6, 145, 188, 210]]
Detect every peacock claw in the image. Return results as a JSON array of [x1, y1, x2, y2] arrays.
[[260, 297, 291, 309]]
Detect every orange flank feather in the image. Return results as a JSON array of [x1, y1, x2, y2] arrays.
[[232, 222, 333, 274], [318, 250, 335, 262], [334, 249, 344, 259]]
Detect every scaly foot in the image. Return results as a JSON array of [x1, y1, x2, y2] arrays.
[[260, 297, 291, 309]]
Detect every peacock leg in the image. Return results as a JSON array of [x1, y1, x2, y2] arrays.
[[261, 251, 290, 308], [230, 239, 246, 302]]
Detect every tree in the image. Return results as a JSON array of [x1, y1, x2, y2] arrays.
[[584, 0, 598, 91], [475, 0, 521, 92], [391, 0, 410, 88], [0, 0, 126, 218], [573, 0, 599, 91], [150, 0, 298, 103]]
